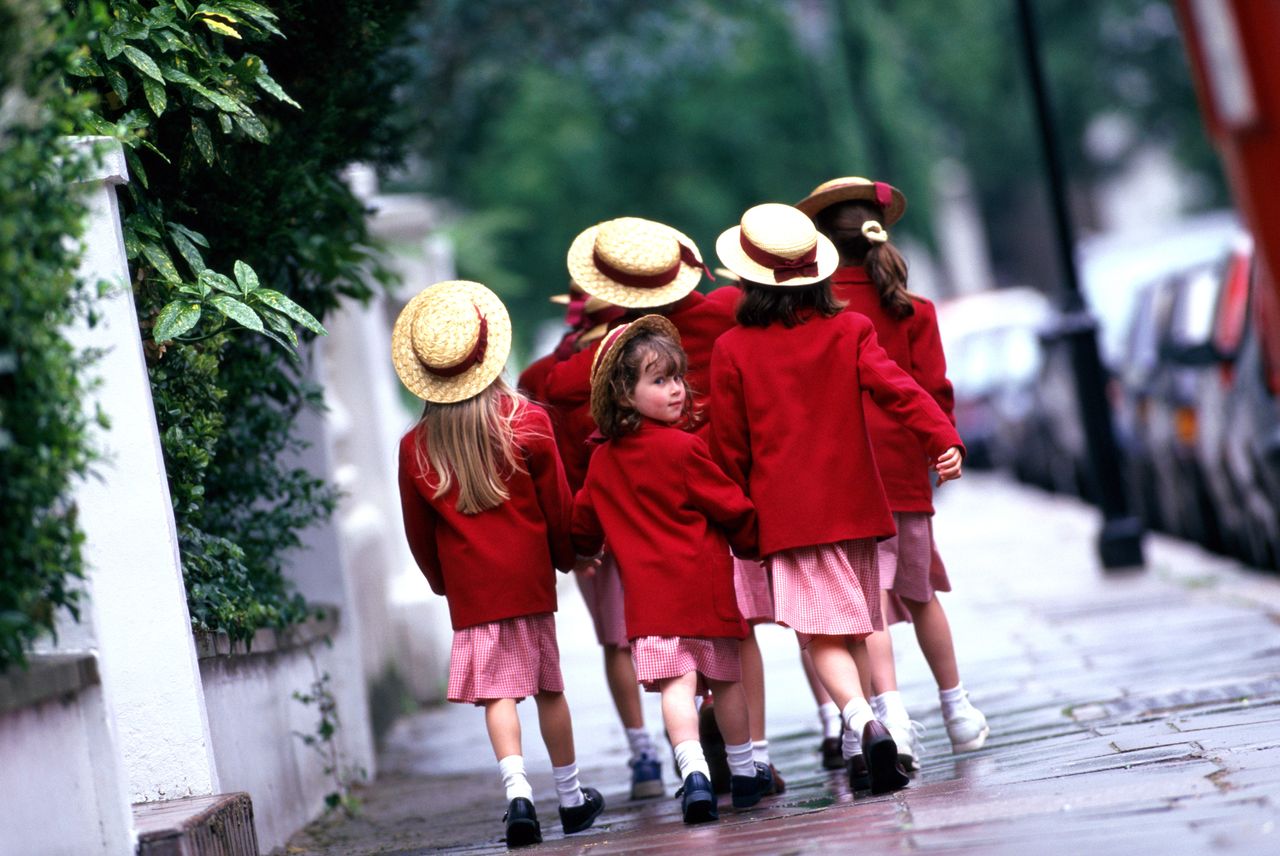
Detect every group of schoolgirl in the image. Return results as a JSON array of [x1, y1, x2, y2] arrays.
[[395, 176, 990, 849]]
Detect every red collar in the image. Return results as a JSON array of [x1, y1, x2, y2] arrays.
[[832, 265, 872, 284]]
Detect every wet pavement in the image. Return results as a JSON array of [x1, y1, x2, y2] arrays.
[[285, 473, 1280, 854]]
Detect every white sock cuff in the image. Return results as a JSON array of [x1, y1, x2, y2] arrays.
[[674, 739, 711, 781], [874, 690, 909, 723], [552, 763, 584, 808], [751, 739, 770, 765], [725, 740, 755, 778], [939, 683, 967, 704], [498, 755, 533, 802], [841, 698, 874, 733], [625, 726, 654, 760]]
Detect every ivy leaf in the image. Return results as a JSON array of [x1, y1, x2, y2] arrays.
[[142, 77, 167, 116], [233, 260, 258, 296], [141, 241, 182, 283], [123, 46, 165, 82], [190, 117, 215, 165], [198, 269, 239, 294], [169, 228, 204, 275], [210, 295, 264, 332], [153, 300, 202, 341], [250, 289, 326, 335], [262, 309, 299, 348], [232, 112, 269, 143]]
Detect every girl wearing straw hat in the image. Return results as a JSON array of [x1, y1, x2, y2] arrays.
[[572, 315, 773, 824], [394, 281, 605, 848], [709, 203, 965, 795], [539, 216, 743, 798], [518, 283, 623, 405], [798, 177, 990, 765]]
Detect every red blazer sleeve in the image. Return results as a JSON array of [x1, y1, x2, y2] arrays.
[[708, 342, 752, 491], [524, 405, 576, 572], [909, 300, 956, 425], [570, 483, 605, 558], [397, 434, 445, 595], [855, 320, 964, 459], [685, 437, 758, 559], [543, 341, 598, 409]]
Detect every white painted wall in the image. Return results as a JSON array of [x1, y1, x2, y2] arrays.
[[0, 687, 130, 856]]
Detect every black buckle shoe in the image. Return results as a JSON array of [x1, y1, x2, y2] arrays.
[[559, 786, 605, 834], [503, 797, 542, 849], [679, 771, 718, 824], [847, 753, 870, 790], [863, 720, 910, 795], [821, 736, 845, 770], [730, 762, 773, 810]]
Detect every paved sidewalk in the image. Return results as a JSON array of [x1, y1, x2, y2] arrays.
[[285, 474, 1280, 854]]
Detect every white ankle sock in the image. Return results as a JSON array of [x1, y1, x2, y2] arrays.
[[625, 726, 655, 761], [873, 690, 910, 725], [552, 763, 585, 808], [939, 683, 969, 718], [725, 740, 755, 777], [819, 702, 842, 739], [751, 739, 770, 766], [498, 755, 533, 802], [674, 739, 711, 780], [840, 698, 874, 759]]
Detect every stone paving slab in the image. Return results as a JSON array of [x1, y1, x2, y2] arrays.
[[285, 474, 1280, 855]]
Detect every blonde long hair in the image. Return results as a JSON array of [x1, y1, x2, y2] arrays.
[[411, 377, 531, 514]]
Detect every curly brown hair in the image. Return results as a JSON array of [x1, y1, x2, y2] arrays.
[[595, 330, 699, 439]]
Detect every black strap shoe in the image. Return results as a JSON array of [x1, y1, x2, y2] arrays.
[[862, 720, 911, 794], [847, 753, 870, 790], [679, 771, 718, 824], [559, 786, 605, 834], [730, 761, 773, 810], [503, 797, 542, 849]]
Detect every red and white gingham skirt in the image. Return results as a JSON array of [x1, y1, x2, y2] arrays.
[[766, 538, 882, 643], [631, 635, 741, 692], [879, 512, 952, 625], [447, 613, 564, 705], [576, 549, 629, 650], [733, 557, 775, 624]]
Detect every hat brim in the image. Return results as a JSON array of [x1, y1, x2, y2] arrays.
[[589, 315, 681, 431], [391, 280, 512, 404], [795, 181, 907, 226], [714, 228, 840, 288], [567, 225, 705, 309]]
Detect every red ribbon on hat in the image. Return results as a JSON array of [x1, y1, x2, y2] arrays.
[[425, 306, 488, 377], [739, 232, 819, 282], [592, 243, 711, 289], [563, 292, 587, 329], [874, 181, 893, 210]]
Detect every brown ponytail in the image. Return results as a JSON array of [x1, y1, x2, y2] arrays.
[[814, 200, 914, 319]]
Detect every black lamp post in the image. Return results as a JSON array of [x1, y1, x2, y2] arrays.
[[1013, 0, 1145, 569]]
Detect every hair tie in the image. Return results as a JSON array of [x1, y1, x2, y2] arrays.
[[862, 220, 888, 244]]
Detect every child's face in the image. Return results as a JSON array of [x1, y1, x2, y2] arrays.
[[629, 356, 685, 424]]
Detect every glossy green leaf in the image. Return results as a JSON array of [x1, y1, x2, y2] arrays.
[[123, 46, 165, 82], [101, 33, 125, 59], [153, 300, 202, 341], [161, 66, 200, 86], [105, 67, 129, 104], [200, 17, 242, 39], [142, 77, 167, 116], [140, 241, 181, 283], [67, 51, 103, 78], [168, 222, 210, 248], [210, 295, 264, 332], [256, 327, 301, 360], [232, 112, 269, 142], [198, 269, 239, 294], [253, 66, 300, 109], [232, 260, 258, 295], [261, 310, 299, 348], [169, 228, 204, 274], [217, 112, 233, 134], [190, 117, 214, 164], [251, 289, 326, 335]]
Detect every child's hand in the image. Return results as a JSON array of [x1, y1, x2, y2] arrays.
[[934, 446, 963, 485], [573, 554, 602, 577]]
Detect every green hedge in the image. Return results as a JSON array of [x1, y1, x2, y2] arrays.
[[0, 0, 96, 671]]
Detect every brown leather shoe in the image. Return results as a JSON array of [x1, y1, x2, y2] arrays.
[[767, 763, 786, 795], [820, 736, 844, 770], [847, 753, 870, 790], [862, 720, 910, 794]]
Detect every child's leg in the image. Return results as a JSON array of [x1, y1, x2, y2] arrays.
[[807, 634, 875, 753], [864, 590, 901, 696], [739, 628, 766, 743], [603, 644, 645, 729], [484, 699, 533, 804], [535, 690, 591, 811], [902, 595, 960, 690], [705, 678, 761, 780]]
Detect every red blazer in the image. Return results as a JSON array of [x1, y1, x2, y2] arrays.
[[709, 311, 963, 556], [572, 420, 755, 640], [398, 401, 576, 631], [833, 266, 955, 513], [517, 348, 565, 402]]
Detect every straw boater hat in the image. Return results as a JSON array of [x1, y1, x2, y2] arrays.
[[567, 217, 711, 309], [391, 280, 512, 404], [715, 203, 840, 287], [794, 176, 907, 225], [588, 314, 681, 431]]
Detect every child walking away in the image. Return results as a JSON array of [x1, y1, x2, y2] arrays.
[[799, 177, 989, 764], [571, 316, 773, 824], [710, 204, 965, 795], [393, 281, 605, 848]]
